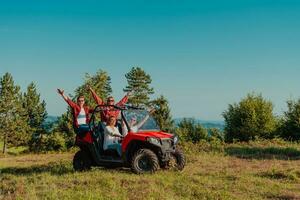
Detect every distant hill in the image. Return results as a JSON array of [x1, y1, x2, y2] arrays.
[[43, 116, 59, 132], [174, 118, 225, 130], [45, 116, 59, 123]]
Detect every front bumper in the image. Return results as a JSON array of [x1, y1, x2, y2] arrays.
[[146, 137, 177, 162]]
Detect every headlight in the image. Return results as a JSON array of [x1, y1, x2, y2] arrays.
[[173, 135, 179, 144], [147, 137, 161, 146]]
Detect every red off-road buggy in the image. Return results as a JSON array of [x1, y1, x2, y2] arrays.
[[73, 105, 185, 174]]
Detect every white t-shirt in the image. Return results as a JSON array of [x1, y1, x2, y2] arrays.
[[103, 126, 122, 150], [77, 108, 87, 125]]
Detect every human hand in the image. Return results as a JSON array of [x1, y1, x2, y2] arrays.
[[147, 107, 156, 114], [87, 85, 93, 91], [127, 90, 134, 97], [57, 89, 64, 95]]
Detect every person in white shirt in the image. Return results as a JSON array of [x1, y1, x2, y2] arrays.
[[104, 116, 123, 156], [122, 108, 156, 136]]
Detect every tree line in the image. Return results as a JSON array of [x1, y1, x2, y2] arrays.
[[0, 67, 174, 153], [1, 68, 300, 154]]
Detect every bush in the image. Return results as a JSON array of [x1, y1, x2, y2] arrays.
[[223, 93, 277, 142], [28, 133, 43, 152], [280, 99, 300, 141], [28, 132, 66, 152], [176, 118, 208, 143], [44, 132, 66, 151], [208, 128, 224, 142]]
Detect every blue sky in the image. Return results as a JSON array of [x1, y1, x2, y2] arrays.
[[0, 0, 300, 120]]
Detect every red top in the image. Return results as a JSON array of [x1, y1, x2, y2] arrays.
[[65, 98, 93, 128], [91, 90, 129, 122]]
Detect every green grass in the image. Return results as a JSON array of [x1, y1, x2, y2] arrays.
[[1, 141, 300, 200], [0, 141, 28, 157]]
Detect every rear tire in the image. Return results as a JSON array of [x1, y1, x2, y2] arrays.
[[131, 149, 159, 174], [73, 150, 92, 172]]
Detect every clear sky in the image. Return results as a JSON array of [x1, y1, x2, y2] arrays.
[[0, 0, 300, 120]]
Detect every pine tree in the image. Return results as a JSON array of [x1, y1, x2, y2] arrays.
[[23, 82, 47, 132], [151, 95, 175, 132], [124, 67, 154, 107], [23, 82, 48, 151], [0, 73, 30, 154], [74, 70, 112, 107]]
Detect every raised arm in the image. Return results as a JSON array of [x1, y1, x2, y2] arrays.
[[116, 91, 133, 106], [136, 108, 156, 129], [89, 87, 103, 105], [57, 89, 76, 108]]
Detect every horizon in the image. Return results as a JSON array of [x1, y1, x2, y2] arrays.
[[1, 0, 300, 120]]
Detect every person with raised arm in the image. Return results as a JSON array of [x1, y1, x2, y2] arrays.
[[122, 108, 156, 136], [57, 89, 93, 135], [89, 86, 133, 122]]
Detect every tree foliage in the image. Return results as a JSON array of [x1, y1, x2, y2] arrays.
[[208, 128, 224, 142], [74, 70, 112, 107], [23, 82, 47, 130], [124, 67, 154, 106], [176, 118, 208, 143], [23, 82, 48, 150], [223, 93, 276, 142], [279, 99, 300, 141], [151, 95, 175, 132], [0, 73, 30, 153]]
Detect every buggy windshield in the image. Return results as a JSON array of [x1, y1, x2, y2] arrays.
[[123, 109, 160, 132]]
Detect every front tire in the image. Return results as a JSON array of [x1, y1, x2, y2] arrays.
[[162, 149, 186, 171], [173, 149, 186, 170], [131, 149, 159, 174], [73, 150, 92, 172]]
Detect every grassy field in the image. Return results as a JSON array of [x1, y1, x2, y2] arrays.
[[1, 141, 300, 200]]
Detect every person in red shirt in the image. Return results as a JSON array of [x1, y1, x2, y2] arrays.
[[89, 87, 132, 122], [57, 89, 93, 136]]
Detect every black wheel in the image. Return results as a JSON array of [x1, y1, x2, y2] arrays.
[[162, 149, 186, 171], [73, 150, 92, 172], [131, 149, 159, 174], [173, 148, 186, 170]]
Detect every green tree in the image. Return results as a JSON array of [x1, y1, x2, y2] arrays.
[[55, 111, 75, 149], [0, 73, 30, 153], [124, 67, 154, 106], [23, 82, 48, 151], [75, 70, 112, 107], [176, 118, 208, 143], [223, 93, 276, 142], [280, 99, 300, 141], [151, 95, 175, 132]]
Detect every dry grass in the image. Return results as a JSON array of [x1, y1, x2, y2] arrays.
[[1, 142, 300, 200]]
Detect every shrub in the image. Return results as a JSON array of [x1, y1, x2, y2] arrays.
[[208, 128, 224, 142], [280, 99, 300, 141], [223, 93, 277, 142], [44, 132, 66, 151], [176, 118, 208, 143], [29, 132, 66, 152]]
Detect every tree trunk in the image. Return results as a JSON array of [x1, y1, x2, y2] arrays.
[[3, 134, 7, 154]]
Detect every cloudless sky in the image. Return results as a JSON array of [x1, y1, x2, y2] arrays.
[[0, 0, 300, 120]]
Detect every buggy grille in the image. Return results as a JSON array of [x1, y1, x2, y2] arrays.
[[161, 139, 172, 149]]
